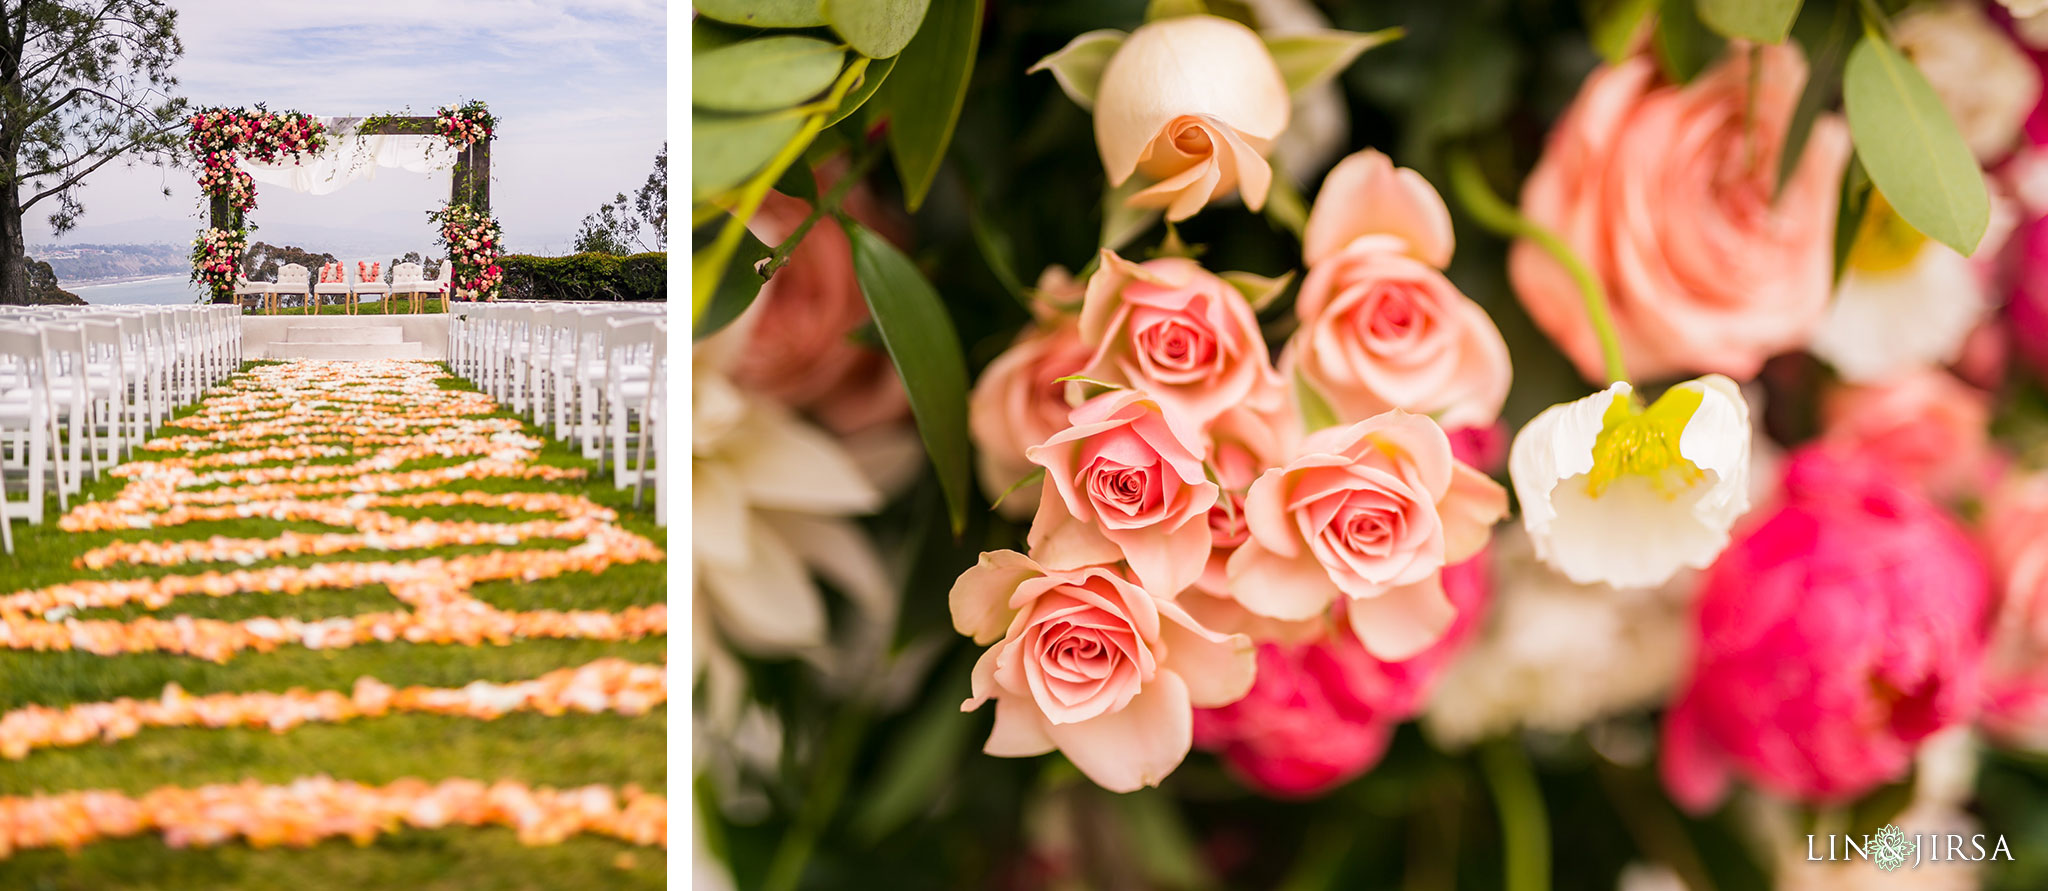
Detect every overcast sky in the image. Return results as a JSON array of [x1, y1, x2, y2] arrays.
[[31, 0, 667, 255]]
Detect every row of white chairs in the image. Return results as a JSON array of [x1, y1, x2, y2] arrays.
[[446, 302, 667, 525], [236, 261, 453, 315], [0, 305, 241, 553]]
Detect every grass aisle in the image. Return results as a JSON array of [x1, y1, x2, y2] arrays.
[[0, 360, 667, 889]]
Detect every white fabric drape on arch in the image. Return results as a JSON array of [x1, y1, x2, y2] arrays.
[[239, 116, 459, 195]]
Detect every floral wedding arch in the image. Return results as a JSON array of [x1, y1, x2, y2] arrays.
[[188, 101, 503, 303]]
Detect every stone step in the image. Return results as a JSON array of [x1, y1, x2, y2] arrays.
[[267, 341, 427, 361], [286, 325, 403, 344]]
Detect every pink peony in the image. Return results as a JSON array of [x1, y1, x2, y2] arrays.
[[1026, 390, 1220, 597], [2008, 215, 2048, 380], [1660, 447, 1991, 812], [1509, 46, 1850, 383], [1076, 250, 1283, 429], [951, 551, 1256, 792], [1192, 552, 1489, 797]]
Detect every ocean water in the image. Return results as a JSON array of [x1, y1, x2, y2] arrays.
[[69, 275, 206, 305]]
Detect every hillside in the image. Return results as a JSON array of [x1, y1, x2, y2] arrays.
[[29, 242, 187, 284]]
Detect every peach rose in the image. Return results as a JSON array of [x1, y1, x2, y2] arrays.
[[951, 551, 1255, 791], [730, 189, 910, 434], [1821, 369, 1995, 498], [1509, 45, 1851, 383], [1077, 250, 1283, 429], [970, 270, 1093, 519], [1981, 472, 2048, 747], [1094, 15, 1289, 221], [1195, 406, 1295, 596], [1228, 411, 1507, 660], [1027, 389, 1220, 596]]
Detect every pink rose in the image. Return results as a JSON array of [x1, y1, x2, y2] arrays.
[[2007, 215, 2048, 381], [951, 551, 1256, 792], [727, 184, 911, 435], [1026, 390, 1220, 596], [1288, 251, 1512, 429], [1820, 368, 1994, 498], [1192, 552, 1489, 797], [1661, 448, 1990, 812], [1194, 406, 1294, 596], [969, 272, 1093, 519], [1980, 471, 2048, 747], [1077, 250, 1283, 429], [1226, 411, 1507, 660], [1509, 46, 1851, 382]]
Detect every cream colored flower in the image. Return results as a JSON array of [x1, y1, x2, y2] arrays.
[[1897, 0, 2042, 162], [1810, 196, 1990, 382], [1508, 375, 1751, 588], [1093, 15, 1290, 221], [1423, 527, 1693, 747]]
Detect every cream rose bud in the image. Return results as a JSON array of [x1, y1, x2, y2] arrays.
[[1227, 410, 1508, 660], [1509, 375, 1752, 589], [951, 551, 1255, 792], [1077, 249, 1283, 429], [1026, 389, 1219, 597], [1094, 14, 1290, 221]]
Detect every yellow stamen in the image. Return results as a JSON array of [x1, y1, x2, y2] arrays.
[[1584, 386, 1705, 499], [1847, 192, 1928, 275]]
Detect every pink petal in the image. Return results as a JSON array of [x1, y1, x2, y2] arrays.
[[1225, 538, 1341, 620], [985, 697, 1058, 757], [1156, 599, 1257, 707], [950, 550, 1043, 645], [1043, 671, 1194, 793], [1344, 573, 1455, 661]]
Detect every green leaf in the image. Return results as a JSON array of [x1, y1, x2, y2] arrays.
[[1146, 0, 1208, 20], [692, 111, 803, 199], [1027, 29, 1127, 111], [1294, 368, 1338, 431], [826, 54, 897, 127], [1583, 0, 1659, 63], [1833, 154, 1871, 282], [988, 467, 1045, 512], [1777, 0, 1851, 197], [1697, 0, 1801, 43], [1842, 34, 1989, 256], [844, 222, 973, 533], [1264, 28, 1404, 97], [694, 0, 825, 28], [821, 0, 932, 59], [1654, 0, 1727, 84], [693, 36, 848, 113], [851, 681, 979, 842], [1406, 25, 1521, 151], [875, 0, 982, 211], [1222, 269, 1295, 312], [1114, 790, 1219, 891], [1262, 164, 1308, 238], [693, 225, 773, 340]]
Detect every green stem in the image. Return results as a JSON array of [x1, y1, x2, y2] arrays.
[[761, 147, 883, 279], [761, 704, 869, 891], [692, 57, 871, 319], [1445, 148, 1629, 384], [1481, 738, 1550, 891]]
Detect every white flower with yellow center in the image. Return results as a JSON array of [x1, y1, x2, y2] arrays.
[[1808, 195, 1990, 383], [1509, 375, 1751, 588]]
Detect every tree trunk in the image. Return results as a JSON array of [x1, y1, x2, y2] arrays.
[[0, 177, 27, 306]]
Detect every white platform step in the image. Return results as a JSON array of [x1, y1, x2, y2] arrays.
[[286, 325, 403, 344], [267, 341, 427, 360]]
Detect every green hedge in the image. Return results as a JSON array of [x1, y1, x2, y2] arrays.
[[498, 252, 667, 301]]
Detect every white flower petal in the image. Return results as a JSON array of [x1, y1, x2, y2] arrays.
[[698, 516, 829, 656], [1809, 245, 1987, 383]]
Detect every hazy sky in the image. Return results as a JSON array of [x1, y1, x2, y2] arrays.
[[31, 0, 668, 255]]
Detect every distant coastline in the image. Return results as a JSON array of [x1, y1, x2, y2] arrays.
[[68, 272, 186, 289]]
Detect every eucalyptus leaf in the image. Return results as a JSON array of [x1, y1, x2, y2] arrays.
[[1146, 0, 1208, 20], [1833, 155, 1872, 282], [1842, 35, 1988, 256], [845, 222, 974, 534], [876, 0, 982, 210], [693, 36, 847, 113], [1697, 0, 1801, 43], [694, 0, 825, 28], [1294, 369, 1338, 431], [692, 111, 803, 199], [1222, 269, 1295, 311], [1264, 28, 1403, 97], [1777, 0, 1851, 197], [693, 225, 773, 339], [826, 54, 898, 127], [821, 0, 931, 59], [1654, 0, 1726, 84], [1583, 0, 1658, 63], [1027, 29, 1127, 111]]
